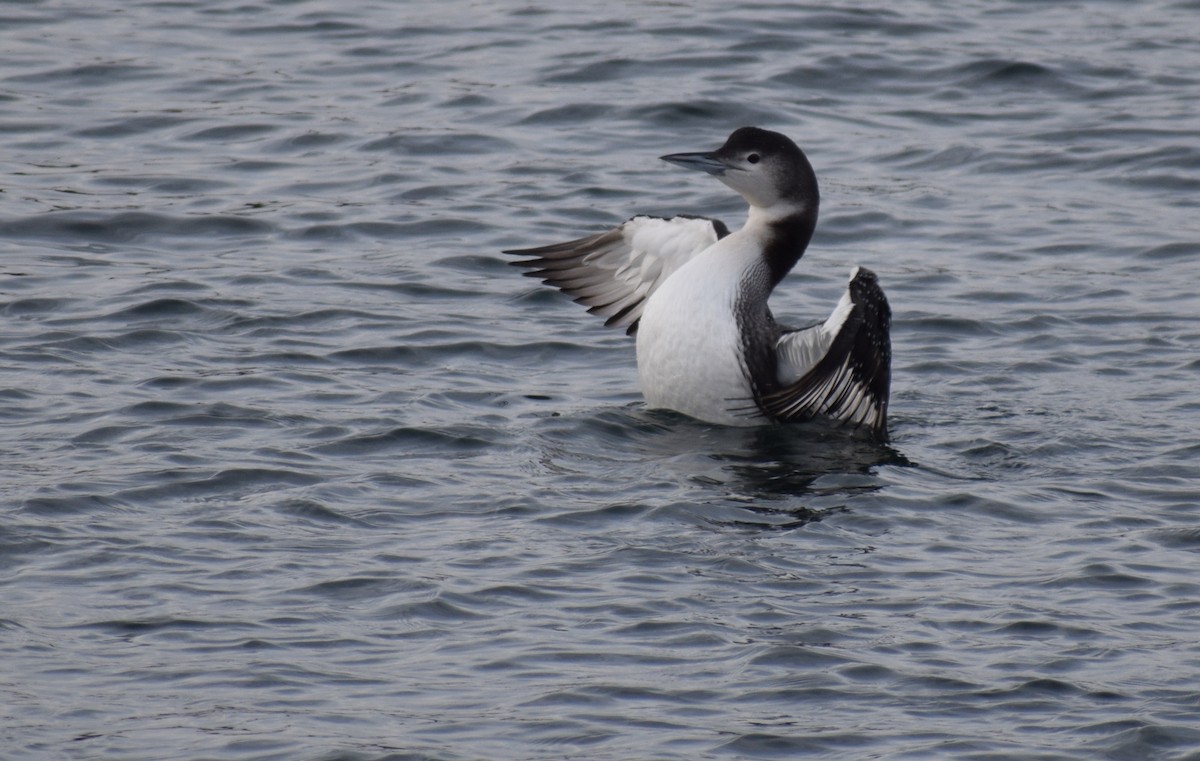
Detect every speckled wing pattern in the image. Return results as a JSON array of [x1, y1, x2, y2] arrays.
[[504, 214, 729, 335], [763, 267, 892, 439]]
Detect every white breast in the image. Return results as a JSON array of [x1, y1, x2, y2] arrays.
[[634, 232, 765, 426]]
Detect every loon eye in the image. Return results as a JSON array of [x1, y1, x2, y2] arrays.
[[747, 153, 761, 164]]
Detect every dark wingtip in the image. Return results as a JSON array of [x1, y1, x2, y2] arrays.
[[851, 265, 877, 282]]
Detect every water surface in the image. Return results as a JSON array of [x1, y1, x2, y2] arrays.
[[3, 1, 1200, 759]]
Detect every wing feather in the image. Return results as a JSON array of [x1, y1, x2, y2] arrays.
[[763, 267, 892, 439], [505, 214, 728, 335]]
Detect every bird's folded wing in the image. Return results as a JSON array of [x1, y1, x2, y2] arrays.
[[763, 267, 892, 438], [504, 214, 729, 334]]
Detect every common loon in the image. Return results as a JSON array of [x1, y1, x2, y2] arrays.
[[506, 127, 892, 439]]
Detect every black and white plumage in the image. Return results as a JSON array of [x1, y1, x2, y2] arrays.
[[506, 127, 892, 439]]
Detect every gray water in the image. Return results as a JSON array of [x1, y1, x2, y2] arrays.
[[3, 1, 1200, 759]]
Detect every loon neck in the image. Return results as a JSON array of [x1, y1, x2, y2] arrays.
[[746, 202, 818, 288]]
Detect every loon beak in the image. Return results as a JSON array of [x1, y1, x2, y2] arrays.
[[659, 151, 727, 176]]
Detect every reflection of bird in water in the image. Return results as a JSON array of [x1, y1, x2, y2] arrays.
[[616, 412, 909, 530], [708, 422, 908, 529]]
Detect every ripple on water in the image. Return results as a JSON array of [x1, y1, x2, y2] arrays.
[[7, 61, 162, 86], [0, 211, 275, 243], [359, 131, 515, 155], [70, 113, 198, 139], [310, 425, 496, 457]]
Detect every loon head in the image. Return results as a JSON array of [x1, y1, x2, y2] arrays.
[[660, 126, 819, 214]]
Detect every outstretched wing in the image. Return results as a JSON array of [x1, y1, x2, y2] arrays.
[[505, 214, 729, 335], [763, 266, 892, 439]]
